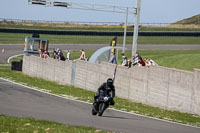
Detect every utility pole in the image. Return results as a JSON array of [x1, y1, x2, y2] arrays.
[[132, 0, 141, 57], [122, 8, 128, 53]]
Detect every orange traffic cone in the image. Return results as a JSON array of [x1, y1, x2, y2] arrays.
[[2, 48, 5, 54]]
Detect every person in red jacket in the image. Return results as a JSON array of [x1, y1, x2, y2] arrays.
[[138, 58, 145, 66]]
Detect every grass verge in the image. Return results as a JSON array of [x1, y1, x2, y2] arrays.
[[0, 115, 107, 133], [8, 50, 200, 71], [0, 66, 200, 127], [0, 33, 200, 44], [49, 50, 200, 71], [1, 23, 200, 32]]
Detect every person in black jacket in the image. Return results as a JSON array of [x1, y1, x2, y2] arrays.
[[58, 50, 65, 61], [93, 78, 115, 112]]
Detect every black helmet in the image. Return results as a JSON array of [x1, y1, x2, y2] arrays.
[[107, 78, 113, 86]]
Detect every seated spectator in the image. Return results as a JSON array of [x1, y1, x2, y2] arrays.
[[53, 51, 58, 59], [127, 59, 132, 68], [121, 53, 125, 60], [144, 58, 157, 67], [121, 53, 128, 66], [122, 56, 128, 66], [80, 49, 86, 61], [135, 52, 142, 62], [42, 50, 49, 59], [58, 50, 65, 61], [138, 58, 145, 66], [131, 56, 138, 66]]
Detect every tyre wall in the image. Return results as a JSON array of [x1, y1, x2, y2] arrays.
[[22, 55, 200, 115]]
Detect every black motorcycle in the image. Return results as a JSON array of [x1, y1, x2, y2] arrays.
[[92, 95, 111, 116]]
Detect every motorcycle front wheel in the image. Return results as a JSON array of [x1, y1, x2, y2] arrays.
[[98, 103, 106, 116]]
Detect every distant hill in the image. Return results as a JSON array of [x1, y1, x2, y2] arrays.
[[173, 14, 200, 25]]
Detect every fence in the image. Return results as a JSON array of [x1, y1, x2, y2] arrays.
[[1, 18, 200, 45], [22, 55, 200, 115], [0, 18, 172, 27]]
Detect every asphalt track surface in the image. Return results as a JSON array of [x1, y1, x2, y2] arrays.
[[1, 44, 200, 63], [0, 78, 200, 133]]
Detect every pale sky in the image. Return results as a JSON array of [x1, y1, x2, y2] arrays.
[[0, 0, 199, 24]]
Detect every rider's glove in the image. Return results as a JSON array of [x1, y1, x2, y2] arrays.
[[104, 97, 109, 101]]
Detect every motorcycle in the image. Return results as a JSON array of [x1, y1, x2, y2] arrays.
[[92, 95, 111, 116]]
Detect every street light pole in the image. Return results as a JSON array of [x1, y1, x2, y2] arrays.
[[122, 7, 128, 53], [132, 0, 141, 57]]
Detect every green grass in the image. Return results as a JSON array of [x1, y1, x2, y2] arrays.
[[122, 50, 200, 71], [0, 115, 107, 133], [1, 23, 200, 32], [0, 23, 130, 31], [140, 26, 200, 32], [0, 65, 200, 127], [9, 55, 23, 63], [68, 50, 200, 71], [0, 33, 200, 44], [7, 50, 200, 71]]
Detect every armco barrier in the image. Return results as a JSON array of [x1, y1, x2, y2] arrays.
[[22, 55, 200, 115], [1, 28, 200, 36]]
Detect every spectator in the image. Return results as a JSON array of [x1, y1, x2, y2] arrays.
[[58, 50, 65, 61], [39, 49, 44, 58], [67, 50, 71, 60], [131, 56, 138, 66], [109, 52, 117, 64], [42, 50, 49, 59], [127, 59, 132, 68], [53, 51, 58, 59], [122, 56, 128, 66], [121, 53, 125, 59], [135, 52, 142, 63], [80, 49, 86, 60], [55, 48, 59, 55], [144, 58, 157, 67], [120, 53, 127, 66], [138, 58, 145, 66]]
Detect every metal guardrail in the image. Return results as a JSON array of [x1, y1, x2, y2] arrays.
[[0, 18, 172, 26], [0, 28, 200, 36]]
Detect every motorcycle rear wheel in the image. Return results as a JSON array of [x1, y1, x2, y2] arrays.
[[92, 108, 97, 115]]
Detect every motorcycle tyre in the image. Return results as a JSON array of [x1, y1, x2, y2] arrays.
[[92, 108, 97, 115], [98, 103, 106, 116]]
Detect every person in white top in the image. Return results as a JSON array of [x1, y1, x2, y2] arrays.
[[144, 58, 157, 67], [67, 50, 71, 60]]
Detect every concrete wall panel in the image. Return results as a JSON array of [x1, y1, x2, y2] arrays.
[[192, 69, 200, 114], [114, 66, 131, 99], [147, 67, 169, 108], [22, 56, 200, 115], [129, 67, 148, 103], [74, 60, 88, 89], [168, 69, 193, 112]]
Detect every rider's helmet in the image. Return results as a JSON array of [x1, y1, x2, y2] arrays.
[[107, 78, 113, 87]]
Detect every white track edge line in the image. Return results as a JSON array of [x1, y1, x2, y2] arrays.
[[7, 54, 24, 63]]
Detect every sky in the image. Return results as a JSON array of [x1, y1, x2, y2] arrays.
[[0, 0, 199, 24]]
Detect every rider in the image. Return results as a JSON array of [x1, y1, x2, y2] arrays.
[[93, 78, 115, 111]]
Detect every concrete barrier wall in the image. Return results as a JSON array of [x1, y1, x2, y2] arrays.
[[23, 56, 72, 85], [192, 69, 200, 115], [22, 55, 200, 115]]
